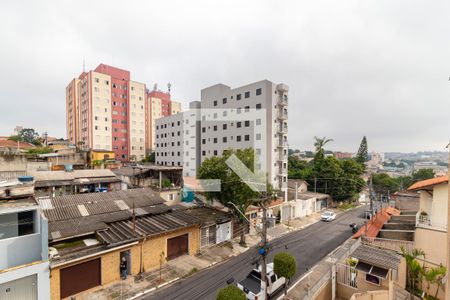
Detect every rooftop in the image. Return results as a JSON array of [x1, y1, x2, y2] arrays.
[[0, 140, 35, 149], [352, 207, 400, 239], [296, 191, 330, 200], [351, 244, 401, 270], [180, 206, 231, 226], [42, 188, 169, 241], [408, 175, 448, 191], [30, 169, 120, 187]]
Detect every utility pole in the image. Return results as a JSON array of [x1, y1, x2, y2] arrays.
[[259, 202, 268, 300], [369, 174, 374, 215], [314, 177, 317, 193]]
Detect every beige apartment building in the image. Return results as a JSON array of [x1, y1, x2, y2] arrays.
[[66, 64, 182, 161]]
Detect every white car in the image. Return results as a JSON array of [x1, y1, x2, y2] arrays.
[[321, 211, 336, 222]]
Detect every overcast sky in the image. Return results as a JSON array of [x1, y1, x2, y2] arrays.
[[1, 0, 449, 153]]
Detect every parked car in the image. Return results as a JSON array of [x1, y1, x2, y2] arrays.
[[237, 263, 286, 300], [321, 211, 336, 222]]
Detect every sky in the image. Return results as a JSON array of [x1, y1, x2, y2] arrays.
[[0, 0, 449, 153]]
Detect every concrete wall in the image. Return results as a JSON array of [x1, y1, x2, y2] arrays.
[[0, 261, 50, 300], [415, 227, 446, 266], [337, 270, 390, 300], [382, 223, 415, 230], [314, 280, 332, 300], [378, 230, 415, 241]]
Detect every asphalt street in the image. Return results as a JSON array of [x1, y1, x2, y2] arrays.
[[142, 206, 367, 300]]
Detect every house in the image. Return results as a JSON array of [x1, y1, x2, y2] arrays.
[[30, 169, 122, 197], [0, 139, 35, 153], [407, 175, 448, 299], [181, 206, 233, 248], [42, 189, 200, 300], [280, 179, 330, 222], [336, 243, 402, 300], [0, 180, 50, 299], [391, 190, 419, 211], [246, 198, 284, 233]]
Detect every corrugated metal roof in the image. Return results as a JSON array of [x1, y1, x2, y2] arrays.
[[351, 244, 400, 270], [97, 210, 200, 246]]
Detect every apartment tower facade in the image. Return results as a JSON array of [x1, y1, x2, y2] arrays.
[[66, 64, 181, 161], [155, 80, 289, 191]]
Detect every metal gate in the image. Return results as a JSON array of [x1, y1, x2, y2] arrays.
[[0, 275, 37, 300], [60, 258, 101, 298], [167, 233, 189, 260]]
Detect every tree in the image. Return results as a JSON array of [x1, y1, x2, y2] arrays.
[[273, 252, 297, 298], [412, 169, 435, 182], [216, 285, 246, 300], [18, 128, 41, 146], [288, 156, 312, 180], [355, 136, 368, 165], [401, 247, 425, 298], [372, 173, 400, 194], [313, 136, 333, 161], [198, 148, 269, 245]]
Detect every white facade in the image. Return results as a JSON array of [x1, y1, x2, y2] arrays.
[[128, 81, 146, 160], [155, 80, 289, 190], [0, 203, 50, 300]]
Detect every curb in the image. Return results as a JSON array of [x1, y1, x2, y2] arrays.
[[127, 277, 180, 300]]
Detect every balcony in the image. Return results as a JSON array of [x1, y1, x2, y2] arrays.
[[278, 95, 288, 106], [277, 111, 288, 120], [277, 153, 287, 161], [416, 211, 447, 231], [277, 125, 288, 134], [277, 139, 287, 148]]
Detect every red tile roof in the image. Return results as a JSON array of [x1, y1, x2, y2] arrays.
[[0, 140, 35, 149], [352, 207, 399, 239], [408, 175, 448, 191]]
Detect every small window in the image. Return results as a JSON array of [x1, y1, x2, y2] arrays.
[[245, 91, 250, 98], [256, 88, 262, 96], [222, 98, 227, 104], [256, 119, 261, 125], [202, 127, 206, 133], [245, 135, 250, 141], [237, 122, 242, 128], [223, 137, 227, 143], [213, 100, 217, 107], [223, 124, 227, 130], [256, 134, 261, 140], [213, 125, 218, 131], [213, 150, 218, 155], [202, 151, 206, 156], [237, 94, 242, 100], [237, 136, 241, 142], [245, 106, 250, 112], [245, 120, 250, 127], [202, 139, 206, 144], [214, 138, 217, 143], [256, 103, 262, 110]]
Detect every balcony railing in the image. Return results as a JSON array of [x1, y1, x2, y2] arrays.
[[336, 263, 357, 289], [277, 111, 288, 120], [277, 140, 288, 148], [415, 211, 447, 231], [278, 95, 288, 106], [277, 125, 288, 134]]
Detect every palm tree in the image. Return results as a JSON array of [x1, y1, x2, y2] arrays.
[[433, 265, 446, 299], [313, 136, 333, 153], [401, 247, 425, 299]]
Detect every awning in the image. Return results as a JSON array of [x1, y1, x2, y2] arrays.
[[355, 261, 389, 279]]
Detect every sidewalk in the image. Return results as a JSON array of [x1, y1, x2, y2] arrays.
[[84, 209, 340, 299]]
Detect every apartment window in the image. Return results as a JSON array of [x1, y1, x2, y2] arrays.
[[222, 110, 227, 117], [245, 106, 250, 112], [256, 118, 261, 125], [237, 122, 242, 128], [105, 117, 108, 121], [95, 125, 98, 130], [237, 94, 241, 100], [213, 125, 217, 131], [213, 100, 218, 106], [202, 151, 206, 156], [213, 138, 217, 143], [237, 135, 241, 142], [256, 88, 262, 95], [237, 107, 242, 114], [172, 122, 174, 127], [202, 127, 206, 133], [178, 131, 181, 136], [256, 103, 262, 110], [95, 78, 99, 83], [245, 135, 250, 141], [256, 148, 261, 155], [223, 137, 227, 143], [105, 80, 109, 85], [213, 113, 217, 119], [223, 98, 227, 104], [202, 139, 206, 144], [245, 120, 250, 127], [256, 134, 261, 140], [156, 125, 159, 130], [94, 116, 98, 121], [213, 150, 218, 155], [223, 124, 227, 130], [245, 91, 250, 98]]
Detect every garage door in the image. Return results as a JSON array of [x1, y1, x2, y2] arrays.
[[60, 258, 101, 298], [0, 275, 37, 300], [167, 233, 189, 260]]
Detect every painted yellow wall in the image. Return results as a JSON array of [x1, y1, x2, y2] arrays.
[[91, 150, 115, 161]]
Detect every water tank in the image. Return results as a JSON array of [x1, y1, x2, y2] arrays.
[[18, 176, 34, 182], [65, 164, 74, 172]]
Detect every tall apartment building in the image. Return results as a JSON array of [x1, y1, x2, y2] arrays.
[[155, 80, 289, 190], [66, 64, 181, 161], [146, 90, 182, 151]]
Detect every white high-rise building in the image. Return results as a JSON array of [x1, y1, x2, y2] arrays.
[[155, 80, 288, 190]]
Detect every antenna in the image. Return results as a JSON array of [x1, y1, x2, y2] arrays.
[[153, 83, 158, 91], [167, 82, 171, 94]]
